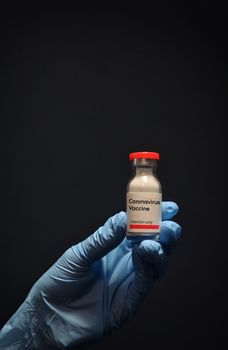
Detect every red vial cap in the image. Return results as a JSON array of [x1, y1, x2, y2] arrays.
[[129, 151, 160, 160]]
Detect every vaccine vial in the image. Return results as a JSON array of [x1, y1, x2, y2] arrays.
[[126, 152, 162, 241]]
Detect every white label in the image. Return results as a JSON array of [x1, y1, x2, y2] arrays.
[[126, 192, 162, 234]]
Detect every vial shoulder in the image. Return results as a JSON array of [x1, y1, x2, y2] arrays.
[[126, 175, 162, 193]]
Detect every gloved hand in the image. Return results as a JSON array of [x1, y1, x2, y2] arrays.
[[0, 202, 181, 350]]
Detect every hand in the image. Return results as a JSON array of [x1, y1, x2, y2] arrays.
[[0, 202, 181, 349]]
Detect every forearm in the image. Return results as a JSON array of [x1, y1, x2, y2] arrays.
[[0, 291, 57, 350]]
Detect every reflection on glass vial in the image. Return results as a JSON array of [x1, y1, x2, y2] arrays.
[[126, 151, 162, 241]]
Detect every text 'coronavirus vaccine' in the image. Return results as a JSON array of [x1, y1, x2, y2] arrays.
[[126, 152, 162, 241]]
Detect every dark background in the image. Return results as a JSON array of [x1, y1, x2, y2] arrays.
[[0, 1, 227, 349]]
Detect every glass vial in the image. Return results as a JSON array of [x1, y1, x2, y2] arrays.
[[126, 152, 162, 241]]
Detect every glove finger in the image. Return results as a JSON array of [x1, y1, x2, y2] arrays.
[[73, 211, 126, 267], [129, 240, 167, 311], [162, 201, 179, 220], [159, 220, 182, 255]]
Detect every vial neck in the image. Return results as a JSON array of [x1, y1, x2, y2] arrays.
[[135, 167, 156, 176], [132, 158, 157, 177]]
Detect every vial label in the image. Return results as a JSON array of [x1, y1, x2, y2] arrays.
[[126, 192, 162, 234]]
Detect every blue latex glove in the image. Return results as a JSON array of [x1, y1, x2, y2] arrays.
[[0, 202, 181, 349]]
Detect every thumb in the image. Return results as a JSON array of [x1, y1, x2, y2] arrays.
[[72, 211, 126, 267], [129, 240, 167, 311]]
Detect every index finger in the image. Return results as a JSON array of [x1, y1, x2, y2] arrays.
[[162, 201, 179, 220]]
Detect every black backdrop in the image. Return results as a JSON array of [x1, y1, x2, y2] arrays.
[[0, 1, 227, 349]]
